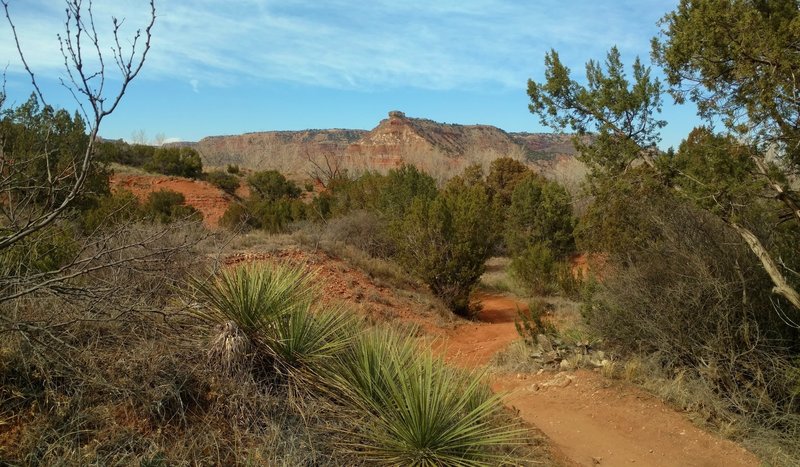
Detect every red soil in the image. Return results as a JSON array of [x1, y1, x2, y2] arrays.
[[110, 174, 234, 228]]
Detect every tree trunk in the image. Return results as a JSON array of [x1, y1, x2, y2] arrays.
[[730, 222, 800, 312]]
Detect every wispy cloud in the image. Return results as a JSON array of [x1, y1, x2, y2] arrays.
[[0, 0, 675, 91]]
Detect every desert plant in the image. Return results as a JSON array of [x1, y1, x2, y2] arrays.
[[486, 157, 530, 207], [145, 146, 203, 178], [219, 201, 251, 231], [505, 174, 575, 259], [0, 225, 78, 279], [247, 170, 301, 201], [270, 305, 358, 371], [508, 243, 556, 295], [515, 299, 557, 346], [394, 180, 499, 316], [191, 262, 315, 339], [321, 210, 396, 258], [142, 190, 202, 224], [190, 262, 355, 378], [205, 171, 240, 195], [80, 189, 143, 232], [330, 327, 523, 466], [584, 194, 800, 435], [554, 260, 583, 299]]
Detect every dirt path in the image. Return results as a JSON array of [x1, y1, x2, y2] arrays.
[[437, 292, 523, 367], [447, 292, 759, 467]]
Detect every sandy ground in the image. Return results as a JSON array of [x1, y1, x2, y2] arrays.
[[461, 294, 758, 467]]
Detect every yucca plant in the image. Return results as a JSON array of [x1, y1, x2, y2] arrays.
[[271, 304, 359, 370], [325, 326, 418, 403], [191, 262, 355, 378], [191, 262, 315, 337], [331, 327, 525, 466]]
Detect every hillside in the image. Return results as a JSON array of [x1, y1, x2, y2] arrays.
[[195, 129, 367, 173], [180, 111, 586, 183]]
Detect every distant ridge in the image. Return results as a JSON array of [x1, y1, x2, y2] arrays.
[[173, 111, 585, 185]]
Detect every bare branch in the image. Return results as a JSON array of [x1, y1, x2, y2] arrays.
[[0, 0, 156, 251]]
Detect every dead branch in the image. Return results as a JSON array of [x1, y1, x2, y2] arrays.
[[0, 0, 155, 250]]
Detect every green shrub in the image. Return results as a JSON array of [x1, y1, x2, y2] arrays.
[[142, 190, 202, 224], [378, 165, 438, 219], [145, 147, 202, 178], [205, 171, 240, 194], [0, 225, 78, 279], [394, 180, 498, 316], [1, 94, 110, 211], [95, 140, 155, 167], [554, 260, 583, 299], [515, 299, 557, 345], [81, 189, 143, 232], [508, 243, 556, 295], [219, 202, 250, 230], [486, 157, 530, 207], [574, 169, 668, 256], [247, 170, 301, 201], [249, 198, 301, 233], [226, 164, 240, 174], [505, 174, 575, 259], [586, 194, 800, 425]]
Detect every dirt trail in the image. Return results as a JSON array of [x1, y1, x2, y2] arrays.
[[451, 292, 760, 467], [437, 293, 523, 367]]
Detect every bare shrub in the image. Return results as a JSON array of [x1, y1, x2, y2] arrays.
[[321, 210, 395, 258], [586, 197, 800, 455]]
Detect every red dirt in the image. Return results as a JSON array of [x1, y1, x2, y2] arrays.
[[227, 248, 761, 467], [111, 174, 234, 228], [494, 370, 757, 467], [472, 296, 758, 467], [436, 292, 523, 367]]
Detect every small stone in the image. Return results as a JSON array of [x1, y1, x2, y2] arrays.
[[536, 334, 553, 352], [560, 359, 574, 370], [592, 457, 602, 465], [588, 358, 604, 368], [542, 351, 559, 364]]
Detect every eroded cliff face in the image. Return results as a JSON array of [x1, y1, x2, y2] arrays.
[[196, 129, 367, 173], [184, 111, 585, 183]]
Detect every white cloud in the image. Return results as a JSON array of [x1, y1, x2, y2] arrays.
[[0, 0, 675, 91], [189, 79, 200, 93]]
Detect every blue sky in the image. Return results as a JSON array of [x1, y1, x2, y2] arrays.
[[1, 0, 699, 148]]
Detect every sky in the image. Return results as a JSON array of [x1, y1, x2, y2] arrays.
[[0, 0, 700, 149]]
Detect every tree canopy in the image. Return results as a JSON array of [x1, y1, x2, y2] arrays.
[[527, 0, 800, 313]]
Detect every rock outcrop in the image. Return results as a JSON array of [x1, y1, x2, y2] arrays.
[[177, 111, 586, 184]]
